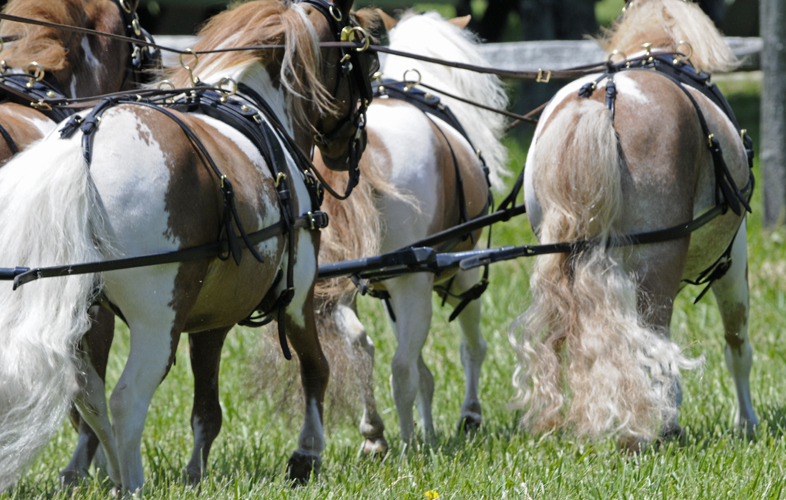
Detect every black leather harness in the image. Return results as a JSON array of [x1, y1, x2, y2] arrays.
[[577, 54, 754, 300], [353, 80, 494, 322], [0, 0, 373, 360]]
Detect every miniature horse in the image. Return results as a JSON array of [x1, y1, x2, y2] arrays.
[[314, 11, 509, 450], [0, 0, 367, 491], [514, 0, 754, 441], [0, 0, 154, 483], [0, 0, 147, 156]]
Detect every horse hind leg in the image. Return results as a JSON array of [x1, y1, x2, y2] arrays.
[[62, 306, 119, 487], [386, 273, 436, 442], [184, 328, 231, 486], [332, 300, 388, 457], [711, 219, 757, 434], [443, 267, 487, 434]]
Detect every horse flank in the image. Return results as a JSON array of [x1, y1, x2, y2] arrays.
[[382, 11, 509, 190], [600, 0, 738, 73], [164, 0, 336, 129]]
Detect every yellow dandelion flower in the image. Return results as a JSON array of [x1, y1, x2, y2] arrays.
[[424, 490, 439, 499]]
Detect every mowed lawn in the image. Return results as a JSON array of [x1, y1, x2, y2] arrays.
[[5, 72, 786, 499]]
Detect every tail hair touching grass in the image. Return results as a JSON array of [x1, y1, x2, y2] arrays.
[[510, 99, 701, 440], [0, 137, 106, 489]]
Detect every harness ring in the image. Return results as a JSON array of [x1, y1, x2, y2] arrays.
[[158, 80, 175, 90], [402, 68, 421, 91], [119, 0, 133, 13], [180, 48, 199, 86], [673, 40, 693, 64], [351, 26, 370, 52], [329, 4, 342, 22], [25, 62, 45, 88], [608, 49, 627, 63], [218, 77, 238, 102]]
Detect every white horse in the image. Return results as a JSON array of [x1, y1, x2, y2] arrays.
[[514, 0, 754, 442], [313, 11, 509, 450]]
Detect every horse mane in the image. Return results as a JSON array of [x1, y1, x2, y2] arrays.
[[382, 11, 510, 190], [0, 0, 107, 71], [165, 0, 335, 128], [600, 0, 738, 73]]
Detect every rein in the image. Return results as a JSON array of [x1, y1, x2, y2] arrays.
[[0, 11, 687, 83]]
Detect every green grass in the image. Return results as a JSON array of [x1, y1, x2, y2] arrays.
[[5, 75, 786, 499]]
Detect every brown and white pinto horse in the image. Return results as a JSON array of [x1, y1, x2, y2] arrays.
[[514, 0, 753, 442], [0, 0, 151, 484], [0, 0, 365, 492], [314, 11, 509, 450], [0, 0, 143, 156]]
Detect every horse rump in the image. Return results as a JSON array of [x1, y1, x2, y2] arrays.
[[512, 98, 700, 441]]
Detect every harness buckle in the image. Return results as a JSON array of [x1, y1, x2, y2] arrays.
[[536, 69, 551, 83], [30, 100, 52, 111], [275, 172, 287, 188], [707, 133, 715, 148]]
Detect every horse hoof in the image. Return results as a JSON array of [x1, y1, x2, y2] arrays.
[[361, 436, 389, 457], [59, 469, 85, 488], [286, 450, 321, 485], [457, 413, 482, 434], [659, 423, 684, 441], [183, 467, 202, 488], [617, 436, 648, 454]]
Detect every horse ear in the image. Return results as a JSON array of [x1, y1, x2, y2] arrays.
[[376, 9, 398, 31], [447, 15, 471, 29]]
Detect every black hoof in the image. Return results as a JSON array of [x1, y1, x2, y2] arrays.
[[286, 450, 321, 485], [457, 413, 482, 434]]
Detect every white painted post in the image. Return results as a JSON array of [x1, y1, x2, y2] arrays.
[[761, 0, 786, 227]]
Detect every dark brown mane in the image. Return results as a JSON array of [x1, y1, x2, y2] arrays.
[[0, 0, 115, 72]]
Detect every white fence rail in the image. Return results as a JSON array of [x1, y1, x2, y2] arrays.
[[156, 36, 762, 73]]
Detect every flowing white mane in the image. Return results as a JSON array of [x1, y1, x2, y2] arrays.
[[383, 12, 510, 190]]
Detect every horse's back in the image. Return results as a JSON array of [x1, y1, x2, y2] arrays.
[[366, 99, 486, 252]]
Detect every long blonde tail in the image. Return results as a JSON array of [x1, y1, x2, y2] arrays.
[[0, 137, 104, 490], [511, 99, 699, 440]]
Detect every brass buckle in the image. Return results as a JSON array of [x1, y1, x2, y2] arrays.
[[308, 211, 316, 230], [740, 129, 747, 141], [131, 16, 141, 36], [707, 133, 715, 148], [641, 42, 654, 62], [275, 172, 287, 188], [30, 100, 52, 111], [536, 69, 551, 83]]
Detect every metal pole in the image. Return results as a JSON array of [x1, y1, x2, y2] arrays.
[[761, 0, 786, 227]]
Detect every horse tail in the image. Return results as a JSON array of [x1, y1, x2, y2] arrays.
[[511, 99, 699, 440], [0, 137, 105, 490]]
